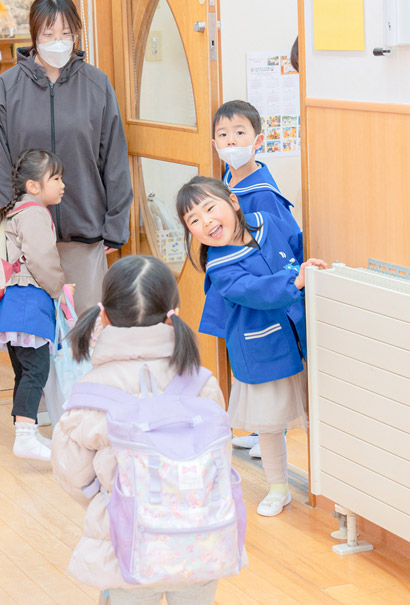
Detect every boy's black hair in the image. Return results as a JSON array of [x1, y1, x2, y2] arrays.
[[176, 176, 259, 272], [0, 148, 63, 220], [69, 255, 201, 375], [212, 100, 262, 138]]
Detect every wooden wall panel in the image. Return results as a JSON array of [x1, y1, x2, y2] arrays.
[[93, 0, 114, 83], [305, 99, 410, 268]]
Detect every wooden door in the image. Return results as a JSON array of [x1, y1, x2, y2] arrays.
[[109, 0, 228, 395]]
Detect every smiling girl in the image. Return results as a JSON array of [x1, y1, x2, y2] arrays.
[[177, 176, 326, 517]]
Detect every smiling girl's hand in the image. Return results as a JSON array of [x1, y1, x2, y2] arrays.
[[294, 258, 327, 290]]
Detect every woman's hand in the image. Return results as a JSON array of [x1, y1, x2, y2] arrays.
[[104, 246, 117, 255], [294, 258, 327, 290], [61, 283, 76, 304]]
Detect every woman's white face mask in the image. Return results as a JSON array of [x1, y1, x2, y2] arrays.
[[37, 39, 73, 69]]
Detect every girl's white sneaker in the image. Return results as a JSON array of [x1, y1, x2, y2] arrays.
[[13, 422, 51, 461], [257, 492, 291, 517]]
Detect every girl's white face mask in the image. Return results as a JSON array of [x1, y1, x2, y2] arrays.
[[37, 39, 73, 69], [214, 136, 258, 170]]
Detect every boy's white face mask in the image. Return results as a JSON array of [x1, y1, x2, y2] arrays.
[[37, 39, 73, 69], [214, 136, 258, 170]]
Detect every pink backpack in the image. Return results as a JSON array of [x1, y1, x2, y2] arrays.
[[66, 366, 247, 585], [0, 201, 52, 299]]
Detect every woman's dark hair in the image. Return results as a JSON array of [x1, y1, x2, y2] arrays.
[[0, 148, 63, 220], [212, 100, 261, 138], [70, 255, 201, 375], [290, 36, 299, 73], [176, 176, 253, 272], [30, 0, 82, 54]]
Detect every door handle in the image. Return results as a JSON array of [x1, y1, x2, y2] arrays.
[[194, 21, 206, 32]]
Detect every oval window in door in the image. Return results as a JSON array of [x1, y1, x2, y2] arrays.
[[129, 0, 196, 127], [137, 157, 198, 276]]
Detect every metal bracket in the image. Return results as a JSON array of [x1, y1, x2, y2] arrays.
[[368, 258, 410, 281], [208, 12, 217, 61], [331, 505, 373, 555]]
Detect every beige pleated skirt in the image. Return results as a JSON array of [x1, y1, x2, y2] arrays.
[[228, 370, 307, 432]]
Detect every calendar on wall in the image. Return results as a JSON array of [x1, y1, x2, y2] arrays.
[[247, 50, 300, 157]]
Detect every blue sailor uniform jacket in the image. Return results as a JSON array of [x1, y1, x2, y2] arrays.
[[204, 211, 305, 385], [199, 162, 301, 338]]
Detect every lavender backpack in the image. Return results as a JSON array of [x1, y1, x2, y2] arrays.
[[66, 365, 246, 585]]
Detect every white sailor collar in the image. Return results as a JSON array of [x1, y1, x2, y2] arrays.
[[223, 162, 293, 208]]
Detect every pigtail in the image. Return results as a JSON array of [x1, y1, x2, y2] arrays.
[[168, 313, 201, 375], [69, 306, 101, 362], [0, 153, 26, 221]]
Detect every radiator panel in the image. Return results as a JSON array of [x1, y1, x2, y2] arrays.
[[319, 424, 410, 488], [306, 264, 410, 542]]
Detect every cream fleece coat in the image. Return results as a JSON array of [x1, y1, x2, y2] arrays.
[[51, 323, 225, 590]]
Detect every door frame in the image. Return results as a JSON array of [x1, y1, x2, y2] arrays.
[[91, 0, 229, 401]]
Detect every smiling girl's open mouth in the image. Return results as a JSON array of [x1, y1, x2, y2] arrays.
[[209, 225, 223, 238]]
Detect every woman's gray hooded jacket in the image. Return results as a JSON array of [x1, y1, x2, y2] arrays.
[[0, 48, 133, 249]]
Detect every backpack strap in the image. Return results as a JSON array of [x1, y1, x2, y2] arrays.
[[164, 366, 212, 396], [65, 382, 138, 413], [6, 201, 54, 228], [65, 367, 213, 418]]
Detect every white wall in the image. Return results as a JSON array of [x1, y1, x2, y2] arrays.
[[220, 0, 302, 226], [305, 0, 410, 103]]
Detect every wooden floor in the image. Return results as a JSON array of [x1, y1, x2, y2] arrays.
[[1, 353, 410, 603]]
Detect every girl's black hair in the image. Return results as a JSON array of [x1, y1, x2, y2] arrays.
[[30, 0, 82, 54], [70, 255, 201, 375], [0, 148, 63, 220], [176, 176, 257, 272]]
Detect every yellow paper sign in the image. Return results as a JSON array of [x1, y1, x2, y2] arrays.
[[313, 0, 365, 51]]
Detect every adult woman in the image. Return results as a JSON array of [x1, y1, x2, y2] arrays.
[[0, 0, 133, 313]]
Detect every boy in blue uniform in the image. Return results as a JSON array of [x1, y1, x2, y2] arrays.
[[215, 100, 294, 216], [200, 100, 301, 338]]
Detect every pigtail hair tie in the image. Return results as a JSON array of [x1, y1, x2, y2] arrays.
[[167, 309, 175, 318], [97, 302, 104, 312]]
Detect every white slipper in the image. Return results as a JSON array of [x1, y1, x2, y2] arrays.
[[249, 442, 261, 458], [257, 492, 291, 517], [232, 433, 259, 449]]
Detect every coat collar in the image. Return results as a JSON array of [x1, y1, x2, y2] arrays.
[[91, 323, 175, 367], [17, 47, 86, 88]]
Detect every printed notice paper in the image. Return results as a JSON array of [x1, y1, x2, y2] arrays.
[[247, 51, 300, 157]]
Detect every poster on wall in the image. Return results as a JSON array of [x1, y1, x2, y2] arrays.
[[0, 1, 30, 37], [246, 51, 300, 157]]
